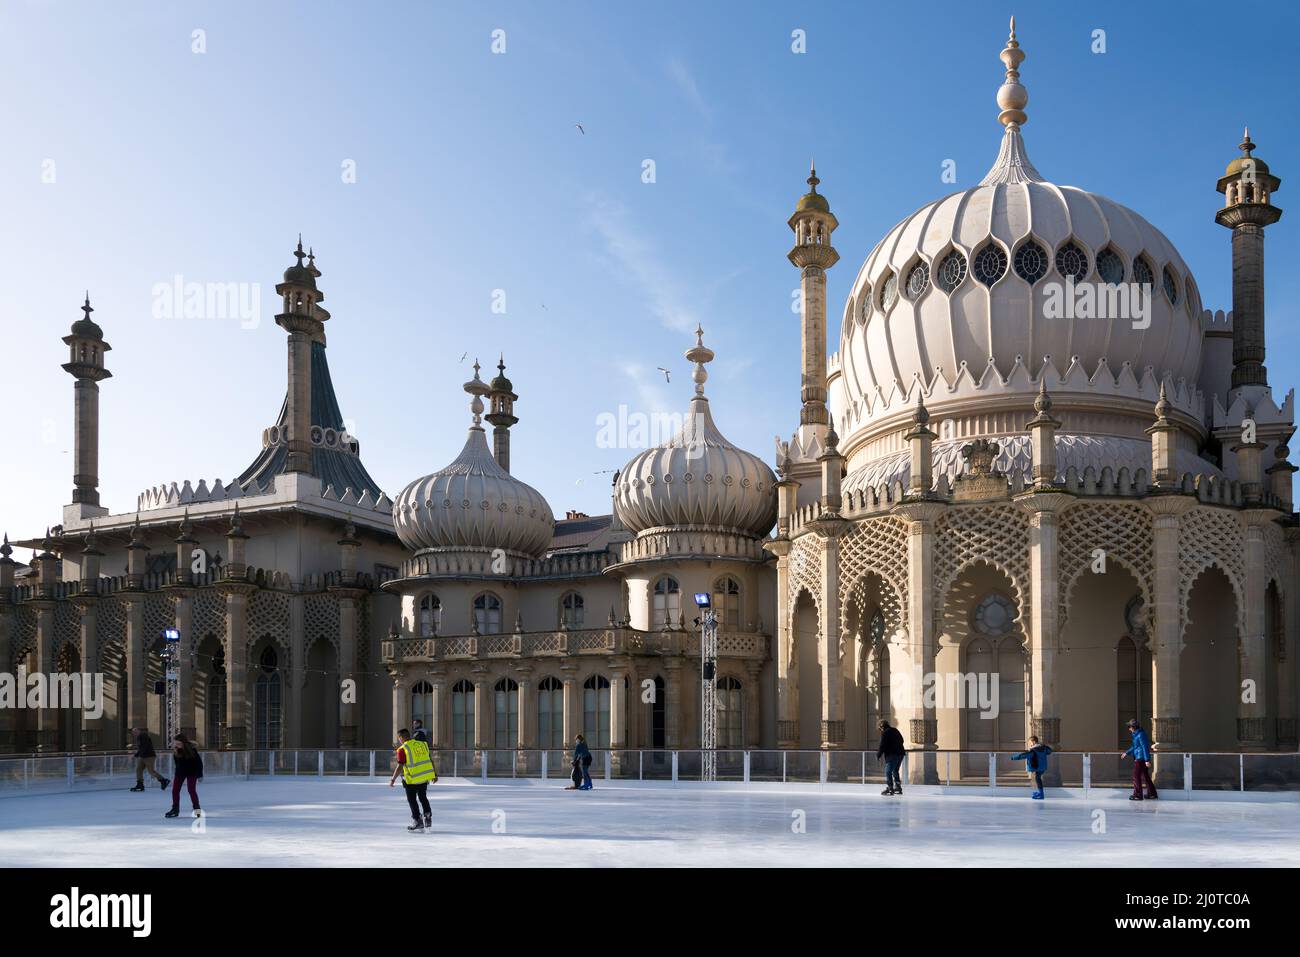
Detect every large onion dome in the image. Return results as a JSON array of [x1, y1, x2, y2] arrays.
[[615, 328, 777, 538], [393, 363, 554, 558]]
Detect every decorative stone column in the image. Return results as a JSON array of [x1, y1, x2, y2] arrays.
[[169, 588, 197, 741], [331, 586, 366, 748], [31, 597, 57, 751], [1145, 494, 1197, 781], [893, 500, 946, 784], [472, 668, 488, 751], [75, 530, 102, 750], [0, 539, 13, 751], [561, 663, 578, 747], [285, 594, 305, 749], [388, 670, 404, 747], [220, 583, 255, 749], [1238, 511, 1276, 749], [428, 668, 447, 749], [123, 595, 148, 742]]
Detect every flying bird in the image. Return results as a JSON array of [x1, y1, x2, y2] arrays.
[[575, 124, 585, 135], [459, 351, 467, 363], [657, 367, 671, 383]]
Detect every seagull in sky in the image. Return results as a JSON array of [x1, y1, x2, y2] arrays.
[[575, 123, 585, 135], [657, 367, 671, 383]]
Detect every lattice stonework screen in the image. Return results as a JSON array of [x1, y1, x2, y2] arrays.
[[193, 589, 226, 645], [248, 591, 292, 670], [837, 516, 909, 635], [1178, 507, 1246, 637], [933, 504, 1032, 626], [788, 536, 824, 612], [1058, 503, 1154, 624], [11, 607, 37, 664], [1264, 522, 1287, 598], [304, 594, 341, 655]]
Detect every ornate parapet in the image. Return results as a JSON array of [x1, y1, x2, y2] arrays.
[[381, 626, 768, 664]]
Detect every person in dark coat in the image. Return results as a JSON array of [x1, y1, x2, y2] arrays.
[[129, 727, 169, 792], [1012, 735, 1054, 799], [1121, 719, 1158, 800], [574, 734, 593, 790], [411, 719, 429, 744], [165, 734, 203, 818], [876, 720, 906, 795]]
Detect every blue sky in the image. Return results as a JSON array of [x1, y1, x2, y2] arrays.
[[1, 0, 1297, 540]]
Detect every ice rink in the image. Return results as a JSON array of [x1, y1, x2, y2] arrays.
[[1, 778, 1295, 868]]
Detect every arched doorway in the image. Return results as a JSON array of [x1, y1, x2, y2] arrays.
[[195, 636, 226, 750], [1181, 566, 1239, 751], [303, 638, 338, 748], [55, 643, 81, 753], [792, 590, 821, 750]]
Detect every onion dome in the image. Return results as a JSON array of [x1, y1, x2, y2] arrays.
[[392, 361, 554, 557], [837, 18, 1202, 438], [615, 327, 777, 538], [282, 237, 317, 288], [70, 294, 104, 340], [795, 162, 830, 213]]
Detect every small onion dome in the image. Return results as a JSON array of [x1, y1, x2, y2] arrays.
[[1225, 128, 1270, 177], [282, 238, 317, 288], [614, 327, 777, 538], [489, 355, 513, 393], [71, 295, 104, 340], [392, 362, 554, 557], [795, 162, 830, 213]]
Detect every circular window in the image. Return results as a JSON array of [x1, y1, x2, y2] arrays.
[[1013, 240, 1048, 284], [935, 249, 967, 293], [906, 261, 930, 299], [1162, 265, 1179, 305], [1132, 256, 1154, 288], [880, 272, 899, 310], [1096, 248, 1124, 285], [973, 244, 1007, 286], [1055, 241, 1089, 283], [973, 594, 1016, 636]]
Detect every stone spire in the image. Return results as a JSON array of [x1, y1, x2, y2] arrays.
[[485, 354, 519, 473], [1216, 128, 1282, 391], [275, 238, 330, 474], [1146, 383, 1179, 487], [788, 162, 839, 438], [980, 17, 1044, 186], [905, 393, 937, 496], [1027, 378, 1062, 487], [62, 294, 113, 511]]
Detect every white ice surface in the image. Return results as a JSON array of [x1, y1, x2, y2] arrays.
[[1, 778, 1295, 868]]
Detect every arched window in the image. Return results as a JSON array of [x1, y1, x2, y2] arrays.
[[963, 633, 1025, 773], [1013, 240, 1048, 284], [560, 592, 585, 628], [1054, 240, 1089, 283], [582, 674, 611, 748], [473, 593, 502, 635], [1117, 595, 1153, 747], [254, 645, 282, 750], [865, 610, 891, 733], [973, 243, 1007, 286], [935, 249, 967, 293], [537, 676, 564, 750], [652, 576, 681, 628], [207, 643, 226, 750], [717, 676, 743, 748], [418, 594, 441, 637], [411, 681, 433, 737], [712, 576, 741, 629], [451, 679, 475, 749], [494, 677, 519, 749]]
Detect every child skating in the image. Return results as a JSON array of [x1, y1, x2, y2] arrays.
[[1012, 735, 1053, 799]]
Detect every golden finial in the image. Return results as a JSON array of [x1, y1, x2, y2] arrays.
[[997, 16, 1028, 128]]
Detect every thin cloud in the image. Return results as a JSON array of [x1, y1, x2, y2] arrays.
[[667, 57, 711, 123], [587, 197, 698, 333]]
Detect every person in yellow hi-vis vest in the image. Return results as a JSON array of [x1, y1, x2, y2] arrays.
[[388, 728, 438, 832]]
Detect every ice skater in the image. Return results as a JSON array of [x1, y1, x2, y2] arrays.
[[1120, 718, 1158, 801], [1012, 735, 1053, 799], [565, 756, 582, 790], [876, 719, 905, 795], [129, 726, 169, 793], [411, 719, 429, 744], [389, 728, 437, 831], [164, 734, 202, 819], [574, 734, 593, 790]]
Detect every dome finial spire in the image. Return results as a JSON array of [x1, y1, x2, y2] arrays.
[[464, 358, 489, 429], [808, 158, 819, 193], [997, 15, 1028, 128], [685, 324, 715, 399]]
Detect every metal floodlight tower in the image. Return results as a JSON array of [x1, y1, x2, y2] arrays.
[[162, 627, 181, 746], [695, 593, 718, 782]]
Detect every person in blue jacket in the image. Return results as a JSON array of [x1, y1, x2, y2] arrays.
[[1012, 735, 1053, 799], [1120, 718, 1158, 800], [573, 734, 593, 791]]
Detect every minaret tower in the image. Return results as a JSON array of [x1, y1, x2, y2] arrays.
[[62, 295, 111, 516], [485, 354, 519, 473], [1216, 128, 1282, 393], [275, 238, 330, 474], [788, 162, 839, 440]]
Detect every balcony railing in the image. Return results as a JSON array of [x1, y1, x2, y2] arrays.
[[381, 627, 768, 662]]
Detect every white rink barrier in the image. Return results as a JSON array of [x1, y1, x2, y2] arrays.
[[1, 749, 1297, 800]]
